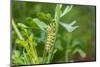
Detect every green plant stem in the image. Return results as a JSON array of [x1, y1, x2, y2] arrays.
[[65, 33, 72, 62], [23, 49, 29, 64], [29, 41, 39, 64], [12, 19, 24, 40], [12, 19, 39, 64], [65, 49, 69, 62], [42, 50, 47, 63], [46, 4, 61, 63], [46, 50, 53, 63]]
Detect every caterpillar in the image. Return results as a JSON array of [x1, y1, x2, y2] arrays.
[[45, 22, 56, 53]]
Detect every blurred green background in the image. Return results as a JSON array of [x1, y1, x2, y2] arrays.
[[12, 1, 96, 65]]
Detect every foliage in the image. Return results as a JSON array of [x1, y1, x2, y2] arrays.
[[11, 1, 96, 65]]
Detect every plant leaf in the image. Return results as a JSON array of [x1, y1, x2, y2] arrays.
[[60, 5, 73, 17], [60, 20, 79, 32], [15, 39, 28, 48], [33, 18, 47, 32], [21, 28, 29, 37], [17, 23, 29, 29], [12, 50, 25, 64], [25, 17, 47, 32], [71, 40, 81, 48], [71, 48, 86, 58], [25, 17, 39, 29], [36, 12, 52, 21], [55, 40, 63, 51]]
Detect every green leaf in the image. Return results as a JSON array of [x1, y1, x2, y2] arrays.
[[53, 49, 57, 54], [60, 5, 73, 17], [25, 17, 39, 29], [27, 34, 39, 64], [15, 39, 28, 48], [55, 40, 63, 51], [71, 40, 81, 48], [33, 18, 47, 32], [25, 17, 47, 32], [59, 4, 62, 9], [71, 48, 86, 58], [66, 48, 72, 54], [12, 50, 25, 64], [36, 12, 52, 21], [60, 20, 79, 32], [21, 28, 29, 37], [12, 50, 20, 59], [38, 57, 43, 63], [17, 23, 29, 29], [28, 34, 34, 44], [17, 23, 29, 37]]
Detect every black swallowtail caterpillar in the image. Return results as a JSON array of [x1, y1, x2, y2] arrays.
[[45, 22, 56, 53]]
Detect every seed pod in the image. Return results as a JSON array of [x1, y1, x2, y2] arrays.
[[45, 22, 56, 52]]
